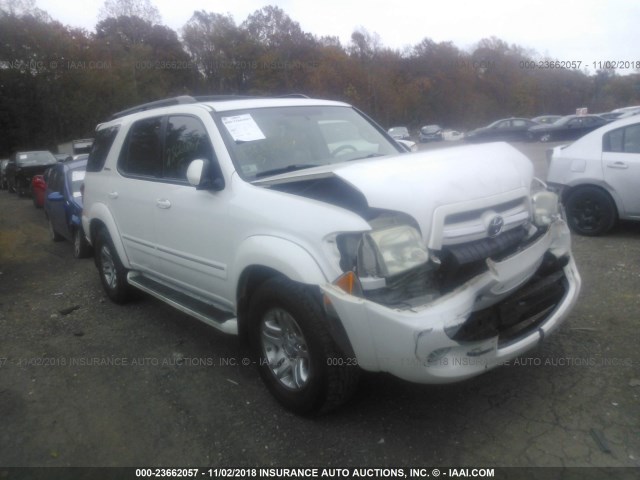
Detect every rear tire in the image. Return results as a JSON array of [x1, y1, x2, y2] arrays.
[[248, 277, 359, 415], [95, 228, 132, 303], [48, 217, 64, 242], [564, 186, 617, 236]]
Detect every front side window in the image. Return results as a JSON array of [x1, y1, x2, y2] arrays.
[[119, 117, 162, 177], [163, 116, 214, 181], [215, 106, 399, 181]]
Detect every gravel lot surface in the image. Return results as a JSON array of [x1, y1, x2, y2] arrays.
[[0, 141, 638, 477]]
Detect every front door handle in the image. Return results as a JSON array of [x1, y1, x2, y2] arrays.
[[607, 161, 628, 169], [108, 191, 119, 199], [156, 199, 171, 209]]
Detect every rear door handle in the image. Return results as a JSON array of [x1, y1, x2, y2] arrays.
[[156, 199, 171, 209], [607, 161, 628, 169], [108, 191, 119, 199]]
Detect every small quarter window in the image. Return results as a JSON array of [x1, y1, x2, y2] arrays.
[[87, 125, 120, 172]]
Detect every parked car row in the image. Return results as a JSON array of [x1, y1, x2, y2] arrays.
[[389, 125, 464, 143], [392, 106, 640, 146], [1, 153, 91, 258]]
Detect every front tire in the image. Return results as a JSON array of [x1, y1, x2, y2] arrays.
[[248, 277, 359, 415], [17, 179, 28, 197], [564, 186, 617, 236], [95, 228, 132, 303]]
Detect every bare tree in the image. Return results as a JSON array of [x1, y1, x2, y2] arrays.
[[98, 0, 161, 24], [0, 0, 49, 20]]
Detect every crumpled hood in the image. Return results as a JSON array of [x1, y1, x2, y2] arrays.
[[255, 142, 533, 237]]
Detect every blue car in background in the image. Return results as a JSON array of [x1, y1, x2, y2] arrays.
[[44, 158, 92, 258]]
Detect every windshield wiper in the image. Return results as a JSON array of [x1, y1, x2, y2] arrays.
[[254, 163, 323, 179]]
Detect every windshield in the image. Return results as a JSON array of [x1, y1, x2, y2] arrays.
[[67, 167, 86, 198], [16, 151, 56, 166], [215, 106, 400, 181]]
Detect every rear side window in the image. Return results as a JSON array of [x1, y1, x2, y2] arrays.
[[604, 124, 640, 154], [119, 117, 163, 177], [163, 116, 214, 181], [87, 125, 120, 172]]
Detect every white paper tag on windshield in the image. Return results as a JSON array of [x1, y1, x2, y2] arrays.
[[221, 114, 266, 142], [71, 171, 85, 181]]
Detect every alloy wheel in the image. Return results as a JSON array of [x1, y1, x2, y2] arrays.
[[260, 308, 310, 390]]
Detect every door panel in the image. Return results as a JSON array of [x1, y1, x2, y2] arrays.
[[111, 116, 163, 273], [151, 115, 233, 308], [603, 123, 640, 216]]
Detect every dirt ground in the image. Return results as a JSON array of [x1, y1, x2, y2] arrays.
[[0, 142, 639, 477]]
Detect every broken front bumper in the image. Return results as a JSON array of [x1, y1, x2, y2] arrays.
[[321, 219, 581, 384]]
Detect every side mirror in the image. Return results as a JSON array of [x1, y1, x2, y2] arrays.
[[395, 139, 417, 152], [186, 159, 224, 191]]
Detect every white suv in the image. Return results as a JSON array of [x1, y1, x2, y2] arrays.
[[82, 95, 581, 414]]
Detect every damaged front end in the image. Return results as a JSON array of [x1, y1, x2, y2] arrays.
[[321, 183, 581, 382], [331, 186, 562, 305]]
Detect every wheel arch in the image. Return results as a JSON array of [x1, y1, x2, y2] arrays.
[[86, 203, 130, 269], [232, 236, 329, 339], [561, 180, 622, 219]]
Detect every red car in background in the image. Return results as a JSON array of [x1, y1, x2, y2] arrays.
[[31, 170, 49, 208]]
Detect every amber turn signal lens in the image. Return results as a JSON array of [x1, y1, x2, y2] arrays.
[[332, 271, 363, 297]]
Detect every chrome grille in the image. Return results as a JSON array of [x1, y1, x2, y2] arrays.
[[441, 197, 530, 246]]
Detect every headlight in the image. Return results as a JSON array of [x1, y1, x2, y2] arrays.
[[359, 225, 429, 276], [532, 190, 559, 226], [334, 224, 442, 306]]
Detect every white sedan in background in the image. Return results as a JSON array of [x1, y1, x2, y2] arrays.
[[547, 115, 640, 235]]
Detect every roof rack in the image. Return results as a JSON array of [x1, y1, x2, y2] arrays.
[[110, 96, 197, 119], [109, 93, 312, 120], [192, 95, 260, 102]]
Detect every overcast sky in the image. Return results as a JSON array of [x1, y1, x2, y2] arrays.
[[36, 0, 640, 75]]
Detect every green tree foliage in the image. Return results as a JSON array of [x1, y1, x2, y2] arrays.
[[1, 2, 639, 157]]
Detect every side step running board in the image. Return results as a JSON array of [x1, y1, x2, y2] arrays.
[[127, 273, 238, 335]]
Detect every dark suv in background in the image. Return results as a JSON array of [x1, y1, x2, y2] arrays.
[[6, 150, 57, 196]]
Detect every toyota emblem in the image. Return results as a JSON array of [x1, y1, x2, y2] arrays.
[[487, 215, 504, 237]]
